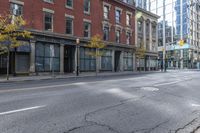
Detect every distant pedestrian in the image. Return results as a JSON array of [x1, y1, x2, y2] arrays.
[[161, 64, 163, 72]]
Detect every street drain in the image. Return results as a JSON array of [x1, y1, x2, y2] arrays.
[[140, 87, 159, 91]]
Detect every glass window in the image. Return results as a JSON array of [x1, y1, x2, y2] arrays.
[[126, 32, 131, 45], [66, 0, 73, 7], [84, 22, 91, 38], [104, 5, 109, 19], [116, 30, 120, 43], [35, 43, 60, 72], [101, 50, 112, 71], [103, 26, 109, 41], [44, 0, 54, 3], [66, 17, 73, 35], [84, 0, 90, 13], [10, 3, 23, 16], [138, 21, 143, 32], [124, 52, 133, 71], [80, 47, 96, 71], [115, 9, 121, 23], [44, 12, 53, 31], [126, 14, 131, 26]]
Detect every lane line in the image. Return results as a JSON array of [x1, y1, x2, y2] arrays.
[[0, 105, 46, 116]]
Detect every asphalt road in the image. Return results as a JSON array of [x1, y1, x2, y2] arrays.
[[0, 70, 200, 133]]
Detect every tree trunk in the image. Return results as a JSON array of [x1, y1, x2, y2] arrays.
[[95, 49, 98, 76], [139, 58, 141, 72], [6, 50, 10, 80]]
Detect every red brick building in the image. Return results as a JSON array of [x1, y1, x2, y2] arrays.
[[0, 0, 136, 75]]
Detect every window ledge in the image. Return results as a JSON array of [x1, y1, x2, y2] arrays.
[[43, 0, 54, 4], [84, 11, 90, 15], [116, 22, 121, 25], [104, 18, 110, 21], [66, 33, 74, 36], [44, 29, 53, 33], [66, 6, 73, 10]]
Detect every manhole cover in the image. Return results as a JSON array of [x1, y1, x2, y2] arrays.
[[140, 87, 159, 91]]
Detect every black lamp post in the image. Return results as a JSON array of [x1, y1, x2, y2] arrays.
[[76, 38, 80, 76]]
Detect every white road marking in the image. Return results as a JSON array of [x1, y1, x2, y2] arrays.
[[0, 77, 146, 93], [140, 87, 159, 91], [191, 103, 200, 107], [106, 88, 138, 99], [154, 80, 182, 87], [0, 105, 46, 116]]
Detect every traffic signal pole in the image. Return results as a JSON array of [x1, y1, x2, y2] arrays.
[[163, 0, 166, 72], [180, 0, 183, 69]]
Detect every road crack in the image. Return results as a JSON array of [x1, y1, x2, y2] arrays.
[[174, 118, 197, 133], [131, 119, 170, 133], [65, 96, 144, 133], [191, 125, 200, 133]]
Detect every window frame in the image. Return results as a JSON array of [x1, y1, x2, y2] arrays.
[[83, 21, 91, 38], [44, 12, 53, 32], [10, 2, 23, 16], [66, 0, 73, 9], [65, 17, 74, 35], [84, 0, 91, 14], [43, 0, 54, 4]]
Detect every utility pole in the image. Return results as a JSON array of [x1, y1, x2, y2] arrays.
[[163, 0, 166, 72]]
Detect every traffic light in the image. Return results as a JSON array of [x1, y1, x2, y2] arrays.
[[178, 39, 186, 46]]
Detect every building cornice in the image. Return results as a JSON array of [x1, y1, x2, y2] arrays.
[[113, 0, 136, 10], [136, 7, 160, 19]]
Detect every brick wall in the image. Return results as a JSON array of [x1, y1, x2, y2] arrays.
[[0, 0, 135, 45]]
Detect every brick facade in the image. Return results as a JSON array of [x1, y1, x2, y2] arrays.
[[0, 0, 135, 45], [0, 0, 137, 74]]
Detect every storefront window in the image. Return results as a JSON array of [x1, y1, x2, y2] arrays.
[[80, 47, 96, 71], [101, 50, 112, 71], [35, 42, 60, 72], [0, 54, 7, 74], [124, 52, 133, 71]]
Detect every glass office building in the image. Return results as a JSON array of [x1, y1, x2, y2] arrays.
[[145, 0, 200, 69]]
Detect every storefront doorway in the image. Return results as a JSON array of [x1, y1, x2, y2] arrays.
[[64, 46, 75, 73], [114, 51, 121, 72]]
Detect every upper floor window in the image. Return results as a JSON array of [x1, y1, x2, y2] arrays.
[[83, 22, 91, 38], [66, 17, 73, 35], [126, 13, 131, 26], [115, 9, 121, 23], [84, 0, 90, 14], [146, 22, 149, 35], [116, 30, 120, 43], [44, 0, 54, 3], [104, 5, 109, 20], [137, 21, 143, 33], [152, 25, 157, 37], [103, 26, 109, 41], [44, 12, 53, 31], [10, 3, 23, 16], [66, 0, 73, 8], [126, 32, 131, 45]]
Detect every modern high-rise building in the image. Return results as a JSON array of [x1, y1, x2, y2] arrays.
[[148, 0, 200, 69], [135, 0, 149, 10]]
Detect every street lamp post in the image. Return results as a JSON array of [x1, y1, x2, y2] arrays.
[[76, 38, 80, 76]]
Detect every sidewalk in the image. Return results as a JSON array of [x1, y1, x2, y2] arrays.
[[0, 71, 160, 83]]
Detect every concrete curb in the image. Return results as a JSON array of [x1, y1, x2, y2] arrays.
[[0, 71, 162, 83]]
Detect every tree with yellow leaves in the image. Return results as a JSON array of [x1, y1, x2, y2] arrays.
[[136, 41, 146, 72], [0, 14, 32, 80], [86, 34, 106, 75]]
